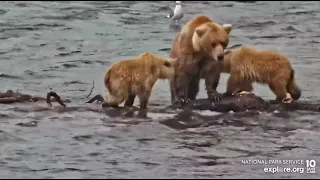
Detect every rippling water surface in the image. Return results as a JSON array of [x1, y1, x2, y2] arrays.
[[0, 1, 320, 178]]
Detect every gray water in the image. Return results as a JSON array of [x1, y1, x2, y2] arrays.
[[0, 1, 319, 179]]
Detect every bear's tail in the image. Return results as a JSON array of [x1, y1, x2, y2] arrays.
[[104, 71, 112, 93], [286, 69, 301, 100]]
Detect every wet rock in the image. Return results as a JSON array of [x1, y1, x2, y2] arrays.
[[168, 92, 269, 113], [167, 92, 320, 113]]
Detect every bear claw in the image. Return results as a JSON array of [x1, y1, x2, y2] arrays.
[[176, 98, 191, 106], [210, 93, 224, 102]]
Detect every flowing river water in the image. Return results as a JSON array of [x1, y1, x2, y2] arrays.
[[0, 1, 319, 178]]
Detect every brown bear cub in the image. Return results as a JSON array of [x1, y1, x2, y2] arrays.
[[102, 52, 176, 109], [169, 15, 232, 105], [222, 47, 301, 103]]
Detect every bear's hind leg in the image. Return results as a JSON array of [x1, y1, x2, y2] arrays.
[[224, 74, 241, 97], [138, 91, 151, 109], [268, 81, 288, 103], [124, 94, 136, 107], [235, 81, 254, 94]]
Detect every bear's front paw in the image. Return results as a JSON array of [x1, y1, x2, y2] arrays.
[[181, 98, 192, 105], [209, 93, 224, 102], [176, 98, 191, 106]]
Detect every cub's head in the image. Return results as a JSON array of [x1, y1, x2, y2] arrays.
[[192, 22, 232, 61], [157, 57, 176, 80], [140, 52, 176, 80], [139, 52, 177, 79]]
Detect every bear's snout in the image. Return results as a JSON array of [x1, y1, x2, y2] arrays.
[[217, 53, 224, 61]]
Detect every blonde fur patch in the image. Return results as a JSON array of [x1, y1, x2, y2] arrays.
[[192, 31, 201, 52], [239, 91, 252, 95], [282, 93, 293, 104]]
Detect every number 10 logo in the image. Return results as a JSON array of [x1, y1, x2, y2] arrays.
[[306, 160, 316, 174]]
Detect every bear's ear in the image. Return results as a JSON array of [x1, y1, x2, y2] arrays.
[[195, 27, 207, 38], [222, 24, 232, 35]]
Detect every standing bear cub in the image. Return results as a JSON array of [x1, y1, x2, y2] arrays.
[[102, 52, 176, 109], [169, 15, 232, 105], [222, 47, 301, 103]]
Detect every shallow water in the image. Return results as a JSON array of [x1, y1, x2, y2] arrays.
[[0, 1, 320, 178]]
